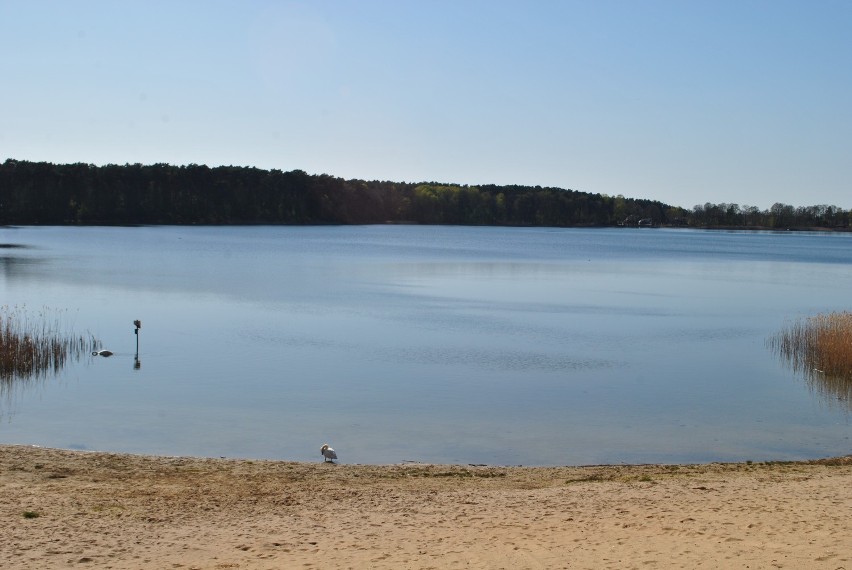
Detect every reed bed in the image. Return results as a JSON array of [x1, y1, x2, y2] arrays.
[[0, 305, 97, 385], [769, 311, 852, 405]]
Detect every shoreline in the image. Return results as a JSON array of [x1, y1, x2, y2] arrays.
[[3, 445, 851, 569], [5, 442, 852, 469]]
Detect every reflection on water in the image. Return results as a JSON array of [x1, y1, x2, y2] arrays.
[[0, 255, 41, 280], [805, 371, 852, 412]]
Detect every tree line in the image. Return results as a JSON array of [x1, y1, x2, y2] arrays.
[[689, 201, 851, 229], [0, 159, 848, 229]]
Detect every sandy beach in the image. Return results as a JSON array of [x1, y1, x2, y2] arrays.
[[2, 445, 850, 569]]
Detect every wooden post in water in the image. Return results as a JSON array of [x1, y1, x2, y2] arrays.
[[133, 320, 142, 369]]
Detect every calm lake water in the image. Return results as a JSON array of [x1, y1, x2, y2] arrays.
[[1, 225, 850, 465]]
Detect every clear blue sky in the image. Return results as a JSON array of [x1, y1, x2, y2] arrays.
[[2, 0, 850, 209]]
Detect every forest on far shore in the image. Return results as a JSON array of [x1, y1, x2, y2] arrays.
[[1, 159, 849, 230]]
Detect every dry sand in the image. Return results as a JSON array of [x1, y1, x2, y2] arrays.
[[2, 445, 850, 569]]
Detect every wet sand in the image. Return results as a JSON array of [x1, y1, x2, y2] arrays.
[[2, 445, 850, 569]]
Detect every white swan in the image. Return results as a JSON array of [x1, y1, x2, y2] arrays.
[[321, 444, 337, 463]]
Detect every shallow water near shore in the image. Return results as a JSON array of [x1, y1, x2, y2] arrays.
[[1, 225, 850, 465]]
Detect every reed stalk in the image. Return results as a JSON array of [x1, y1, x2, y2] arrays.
[[769, 311, 852, 405], [0, 305, 98, 385]]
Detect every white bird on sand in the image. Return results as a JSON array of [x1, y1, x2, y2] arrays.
[[321, 444, 337, 463]]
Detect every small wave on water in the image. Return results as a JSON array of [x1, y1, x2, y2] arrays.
[[380, 345, 621, 373]]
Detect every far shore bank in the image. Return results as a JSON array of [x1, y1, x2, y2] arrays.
[[4, 221, 852, 232]]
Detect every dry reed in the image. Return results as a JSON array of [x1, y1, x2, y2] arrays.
[[0, 305, 98, 385], [769, 311, 852, 405]]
